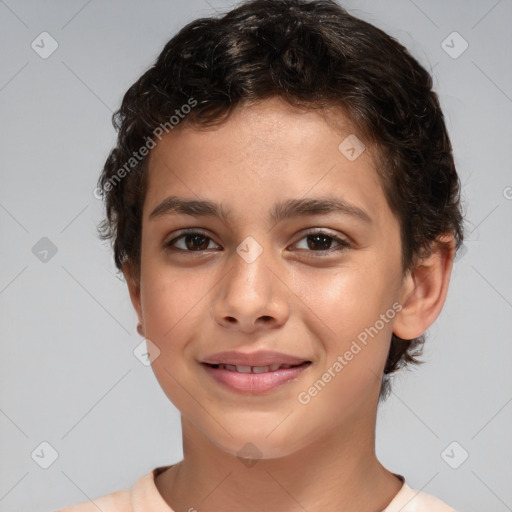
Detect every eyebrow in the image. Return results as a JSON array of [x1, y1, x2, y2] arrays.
[[149, 195, 372, 224]]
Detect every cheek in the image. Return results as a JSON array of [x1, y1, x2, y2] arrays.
[[139, 266, 210, 409], [139, 262, 211, 346], [290, 265, 399, 425], [296, 262, 398, 343]]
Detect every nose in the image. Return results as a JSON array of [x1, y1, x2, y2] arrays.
[[211, 245, 290, 333]]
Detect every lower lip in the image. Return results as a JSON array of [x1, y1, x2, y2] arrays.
[[201, 362, 311, 394]]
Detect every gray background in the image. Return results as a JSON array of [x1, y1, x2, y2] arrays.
[[1, 0, 511, 510]]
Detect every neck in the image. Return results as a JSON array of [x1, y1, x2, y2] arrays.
[[156, 403, 402, 512]]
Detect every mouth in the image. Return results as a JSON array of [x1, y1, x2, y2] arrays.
[[200, 360, 312, 393], [202, 362, 311, 373]]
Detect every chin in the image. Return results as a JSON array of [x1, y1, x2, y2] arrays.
[[204, 422, 309, 462]]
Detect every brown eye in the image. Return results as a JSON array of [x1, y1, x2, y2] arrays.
[[165, 231, 220, 252], [306, 233, 334, 251], [293, 231, 351, 254], [184, 234, 210, 251]]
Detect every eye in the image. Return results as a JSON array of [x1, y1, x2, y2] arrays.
[[164, 229, 351, 255], [291, 230, 351, 254], [164, 230, 220, 252]]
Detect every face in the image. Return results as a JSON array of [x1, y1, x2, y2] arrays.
[[126, 97, 408, 459]]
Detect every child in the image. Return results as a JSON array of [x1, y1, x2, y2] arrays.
[[58, 0, 463, 510]]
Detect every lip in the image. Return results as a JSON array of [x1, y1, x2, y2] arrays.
[[201, 350, 309, 367], [200, 350, 312, 394], [201, 361, 311, 394]]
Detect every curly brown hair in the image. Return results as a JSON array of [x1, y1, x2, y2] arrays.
[[97, 0, 464, 400]]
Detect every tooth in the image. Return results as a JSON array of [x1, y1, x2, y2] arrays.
[[252, 365, 270, 373], [236, 365, 252, 373], [224, 364, 236, 371], [269, 364, 281, 371]]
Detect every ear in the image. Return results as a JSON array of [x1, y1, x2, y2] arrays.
[[122, 262, 144, 334], [393, 235, 456, 340]]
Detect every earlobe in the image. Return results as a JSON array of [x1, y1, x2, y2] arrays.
[[122, 262, 144, 333], [393, 235, 456, 340]]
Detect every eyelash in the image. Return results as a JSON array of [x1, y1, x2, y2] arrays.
[[164, 229, 352, 256]]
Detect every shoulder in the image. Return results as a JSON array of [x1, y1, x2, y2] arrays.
[[55, 488, 132, 512], [384, 479, 457, 512], [55, 465, 174, 512]]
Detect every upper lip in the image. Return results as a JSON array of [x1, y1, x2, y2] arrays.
[[201, 350, 310, 367]]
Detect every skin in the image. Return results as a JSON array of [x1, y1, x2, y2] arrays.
[[123, 97, 455, 512]]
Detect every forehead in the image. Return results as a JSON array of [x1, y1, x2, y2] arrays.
[[142, 98, 390, 227]]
